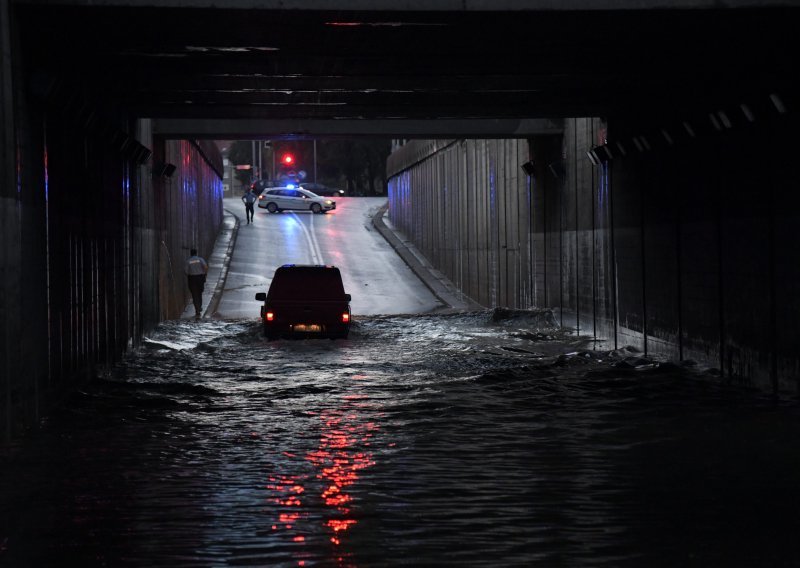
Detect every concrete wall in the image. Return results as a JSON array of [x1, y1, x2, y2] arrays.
[[0, 19, 223, 442], [388, 138, 541, 308], [386, 121, 603, 316], [144, 133, 224, 322], [610, 110, 800, 394], [387, 112, 799, 395]]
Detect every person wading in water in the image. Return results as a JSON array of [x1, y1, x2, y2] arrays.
[[185, 248, 209, 320]]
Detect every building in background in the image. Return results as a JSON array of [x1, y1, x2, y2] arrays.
[[215, 140, 241, 198]]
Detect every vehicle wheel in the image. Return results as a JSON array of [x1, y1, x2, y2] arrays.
[[311, 203, 322, 214], [267, 202, 278, 213]]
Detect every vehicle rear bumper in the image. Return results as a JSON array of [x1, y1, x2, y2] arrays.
[[263, 322, 350, 339]]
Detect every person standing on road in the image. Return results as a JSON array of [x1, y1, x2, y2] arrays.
[[185, 248, 209, 320], [242, 187, 257, 224]]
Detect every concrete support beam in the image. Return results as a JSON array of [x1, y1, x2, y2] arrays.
[[11, 0, 796, 9], [153, 118, 564, 141]]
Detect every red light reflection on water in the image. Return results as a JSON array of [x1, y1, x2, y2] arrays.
[[268, 474, 308, 532], [267, 394, 380, 565], [306, 396, 379, 548]]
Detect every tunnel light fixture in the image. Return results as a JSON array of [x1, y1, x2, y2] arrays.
[[587, 145, 613, 166], [770, 93, 787, 114], [740, 104, 755, 122], [632, 136, 652, 153], [132, 144, 152, 165], [520, 160, 536, 176], [153, 162, 176, 178], [547, 160, 566, 179]]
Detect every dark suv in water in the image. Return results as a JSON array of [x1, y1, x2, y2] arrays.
[[255, 265, 352, 339]]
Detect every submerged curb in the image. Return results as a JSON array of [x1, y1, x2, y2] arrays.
[[204, 209, 240, 319], [371, 202, 482, 312]]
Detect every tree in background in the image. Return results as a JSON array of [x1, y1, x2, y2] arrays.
[[362, 139, 391, 196], [227, 140, 256, 187], [225, 139, 391, 195], [316, 139, 391, 195]]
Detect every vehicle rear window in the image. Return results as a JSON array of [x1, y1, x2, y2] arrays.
[[267, 267, 346, 300]]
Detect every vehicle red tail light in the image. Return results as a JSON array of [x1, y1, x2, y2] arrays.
[[266, 311, 274, 321], [341, 313, 350, 323]]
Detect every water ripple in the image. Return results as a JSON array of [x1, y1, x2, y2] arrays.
[[1, 311, 798, 567]]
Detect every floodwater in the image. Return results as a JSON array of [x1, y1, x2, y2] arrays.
[[2, 310, 799, 567]]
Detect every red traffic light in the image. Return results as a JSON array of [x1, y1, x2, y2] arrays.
[[281, 153, 295, 166]]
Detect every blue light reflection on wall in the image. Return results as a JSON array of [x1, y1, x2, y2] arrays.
[[43, 132, 52, 364], [598, 162, 609, 209]]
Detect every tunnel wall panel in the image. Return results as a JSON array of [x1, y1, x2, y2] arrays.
[[1, 96, 222, 443], [717, 132, 773, 386], [388, 138, 532, 310], [642, 152, 681, 360], [159, 139, 224, 319], [673, 134, 722, 367], [574, 119, 599, 337], [1, 11, 50, 443], [771, 120, 800, 393], [388, 112, 799, 395]]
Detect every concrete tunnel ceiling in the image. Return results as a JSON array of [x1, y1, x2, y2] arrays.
[[14, 0, 800, 139]]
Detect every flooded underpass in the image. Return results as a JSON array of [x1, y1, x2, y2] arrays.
[[2, 310, 799, 567]]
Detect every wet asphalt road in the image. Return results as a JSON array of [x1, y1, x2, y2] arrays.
[[213, 197, 444, 319], [2, 310, 800, 567]]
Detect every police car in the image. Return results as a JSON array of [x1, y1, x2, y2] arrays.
[[257, 185, 336, 214]]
